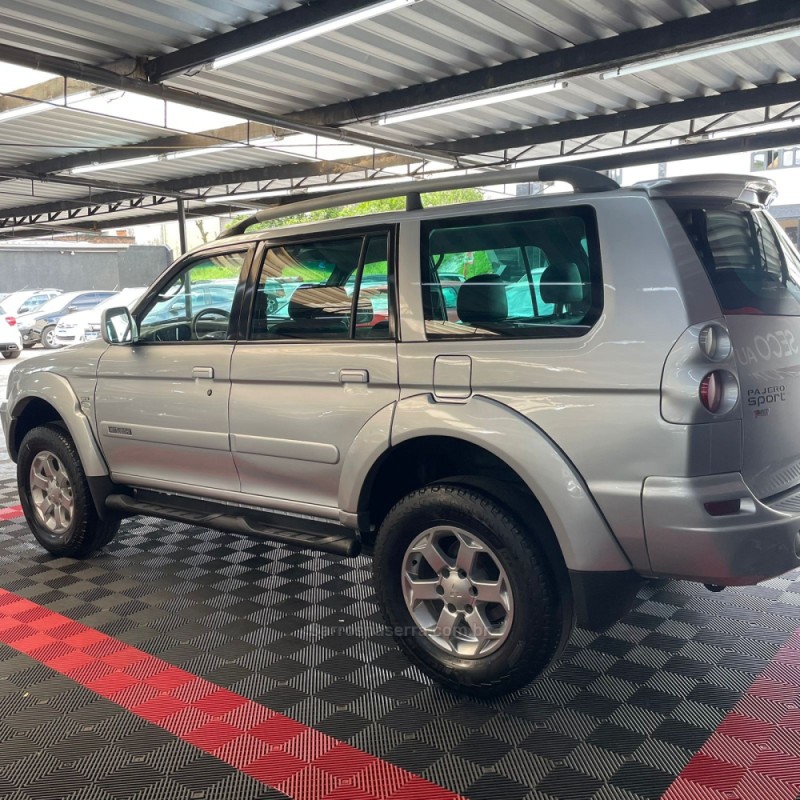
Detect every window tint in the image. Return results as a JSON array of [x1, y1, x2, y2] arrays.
[[422, 208, 601, 339], [672, 203, 800, 316], [138, 251, 245, 341], [250, 233, 391, 340]]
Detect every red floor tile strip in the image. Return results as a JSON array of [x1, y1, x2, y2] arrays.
[[662, 628, 800, 800], [0, 583, 462, 800], [0, 504, 23, 520]]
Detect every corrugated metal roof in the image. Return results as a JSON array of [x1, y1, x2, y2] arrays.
[[0, 106, 177, 168], [0, 0, 799, 235], [0, 0, 300, 61], [0, 179, 87, 211]]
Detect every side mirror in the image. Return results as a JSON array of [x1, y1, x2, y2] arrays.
[[18, 304, 30, 313], [67, 305, 79, 313], [101, 306, 137, 344]]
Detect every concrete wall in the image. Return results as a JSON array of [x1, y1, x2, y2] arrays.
[[0, 245, 173, 292]]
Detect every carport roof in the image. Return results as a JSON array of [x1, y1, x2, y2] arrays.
[[0, 0, 799, 239]]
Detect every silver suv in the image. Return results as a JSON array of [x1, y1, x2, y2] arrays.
[[4, 165, 800, 696]]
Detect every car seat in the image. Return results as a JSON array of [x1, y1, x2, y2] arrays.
[[456, 273, 508, 326], [271, 286, 351, 339]]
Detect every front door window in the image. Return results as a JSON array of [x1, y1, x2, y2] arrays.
[[138, 251, 246, 342]]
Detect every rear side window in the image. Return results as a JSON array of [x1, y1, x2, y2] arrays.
[[421, 206, 602, 339], [672, 203, 800, 316]]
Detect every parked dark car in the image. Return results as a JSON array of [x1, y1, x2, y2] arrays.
[[17, 291, 117, 348]]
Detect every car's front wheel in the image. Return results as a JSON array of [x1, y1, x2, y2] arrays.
[[373, 484, 568, 696], [2, 350, 20, 359], [18, 424, 120, 557], [41, 325, 58, 349]]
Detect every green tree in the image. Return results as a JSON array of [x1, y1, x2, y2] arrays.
[[225, 187, 484, 232]]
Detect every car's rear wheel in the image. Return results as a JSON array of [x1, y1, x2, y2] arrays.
[[18, 424, 120, 557], [373, 484, 567, 696], [41, 325, 58, 349], [2, 350, 19, 359]]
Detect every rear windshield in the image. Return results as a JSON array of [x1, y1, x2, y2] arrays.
[[671, 201, 800, 316]]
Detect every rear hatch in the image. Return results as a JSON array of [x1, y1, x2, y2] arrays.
[[669, 193, 800, 499]]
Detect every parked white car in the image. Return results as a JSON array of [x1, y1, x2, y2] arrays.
[[54, 287, 147, 347], [0, 289, 61, 316], [0, 313, 22, 359]]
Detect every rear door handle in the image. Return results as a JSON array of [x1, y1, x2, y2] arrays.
[[192, 366, 214, 379], [339, 368, 369, 384]]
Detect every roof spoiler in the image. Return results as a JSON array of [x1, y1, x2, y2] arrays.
[[634, 174, 778, 207], [217, 164, 619, 239]]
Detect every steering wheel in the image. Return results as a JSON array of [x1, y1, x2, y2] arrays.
[[191, 307, 231, 340]]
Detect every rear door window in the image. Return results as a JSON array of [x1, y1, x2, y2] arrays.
[[249, 232, 392, 340], [671, 203, 800, 316]]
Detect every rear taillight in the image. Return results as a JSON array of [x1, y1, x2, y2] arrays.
[[698, 325, 732, 362], [5, 316, 15, 326], [699, 372, 721, 412], [661, 320, 740, 423]]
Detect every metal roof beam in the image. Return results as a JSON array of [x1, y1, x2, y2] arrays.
[[289, 0, 800, 126], [4, 129, 800, 236], [0, 167, 195, 199], [0, 152, 414, 222], [11, 81, 800, 181], [0, 43, 458, 165], [0, 77, 95, 114], [0, 202, 242, 239], [8, 121, 279, 176], [444, 79, 800, 155], [528, 126, 800, 173], [146, 0, 403, 83]]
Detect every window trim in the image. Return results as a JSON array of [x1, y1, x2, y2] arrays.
[[420, 205, 603, 341]]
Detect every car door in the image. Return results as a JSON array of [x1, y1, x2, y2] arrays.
[[229, 229, 398, 516], [94, 246, 252, 493]]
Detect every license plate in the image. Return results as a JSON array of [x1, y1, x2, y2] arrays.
[[84, 331, 99, 341]]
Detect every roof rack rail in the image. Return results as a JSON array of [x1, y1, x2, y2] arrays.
[[218, 164, 619, 239]]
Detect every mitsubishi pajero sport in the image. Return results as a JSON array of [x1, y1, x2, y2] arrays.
[[4, 164, 800, 696]]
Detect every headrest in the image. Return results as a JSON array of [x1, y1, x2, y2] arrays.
[[539, 262, 585, 305], [289, 286, 351, 320], [456, 273, 508, 324], [254, 289, 269, 316]]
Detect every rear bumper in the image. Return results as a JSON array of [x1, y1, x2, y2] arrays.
[[643, 472, 800, 585]]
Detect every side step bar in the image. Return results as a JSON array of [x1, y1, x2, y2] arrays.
[[106, 493, 360, 557]]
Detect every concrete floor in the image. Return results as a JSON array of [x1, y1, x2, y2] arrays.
[[0, 348, 46, 480]]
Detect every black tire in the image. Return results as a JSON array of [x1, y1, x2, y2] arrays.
[[373, 484, 567, 696], [41, 325, 58, 349], [2, 350, 20, 359], [18, 424, 120, 557]]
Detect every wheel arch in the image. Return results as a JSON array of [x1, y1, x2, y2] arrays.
[[9, 380, 106, 472], [350, 394, 632, 575], [9, 382, 116, 519]]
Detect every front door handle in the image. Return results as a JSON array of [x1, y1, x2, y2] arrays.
[[339, 368, 369, 384], [192, 366, 214, 379]]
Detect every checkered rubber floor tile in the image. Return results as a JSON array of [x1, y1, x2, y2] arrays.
[[1, 476, 800, 800]]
